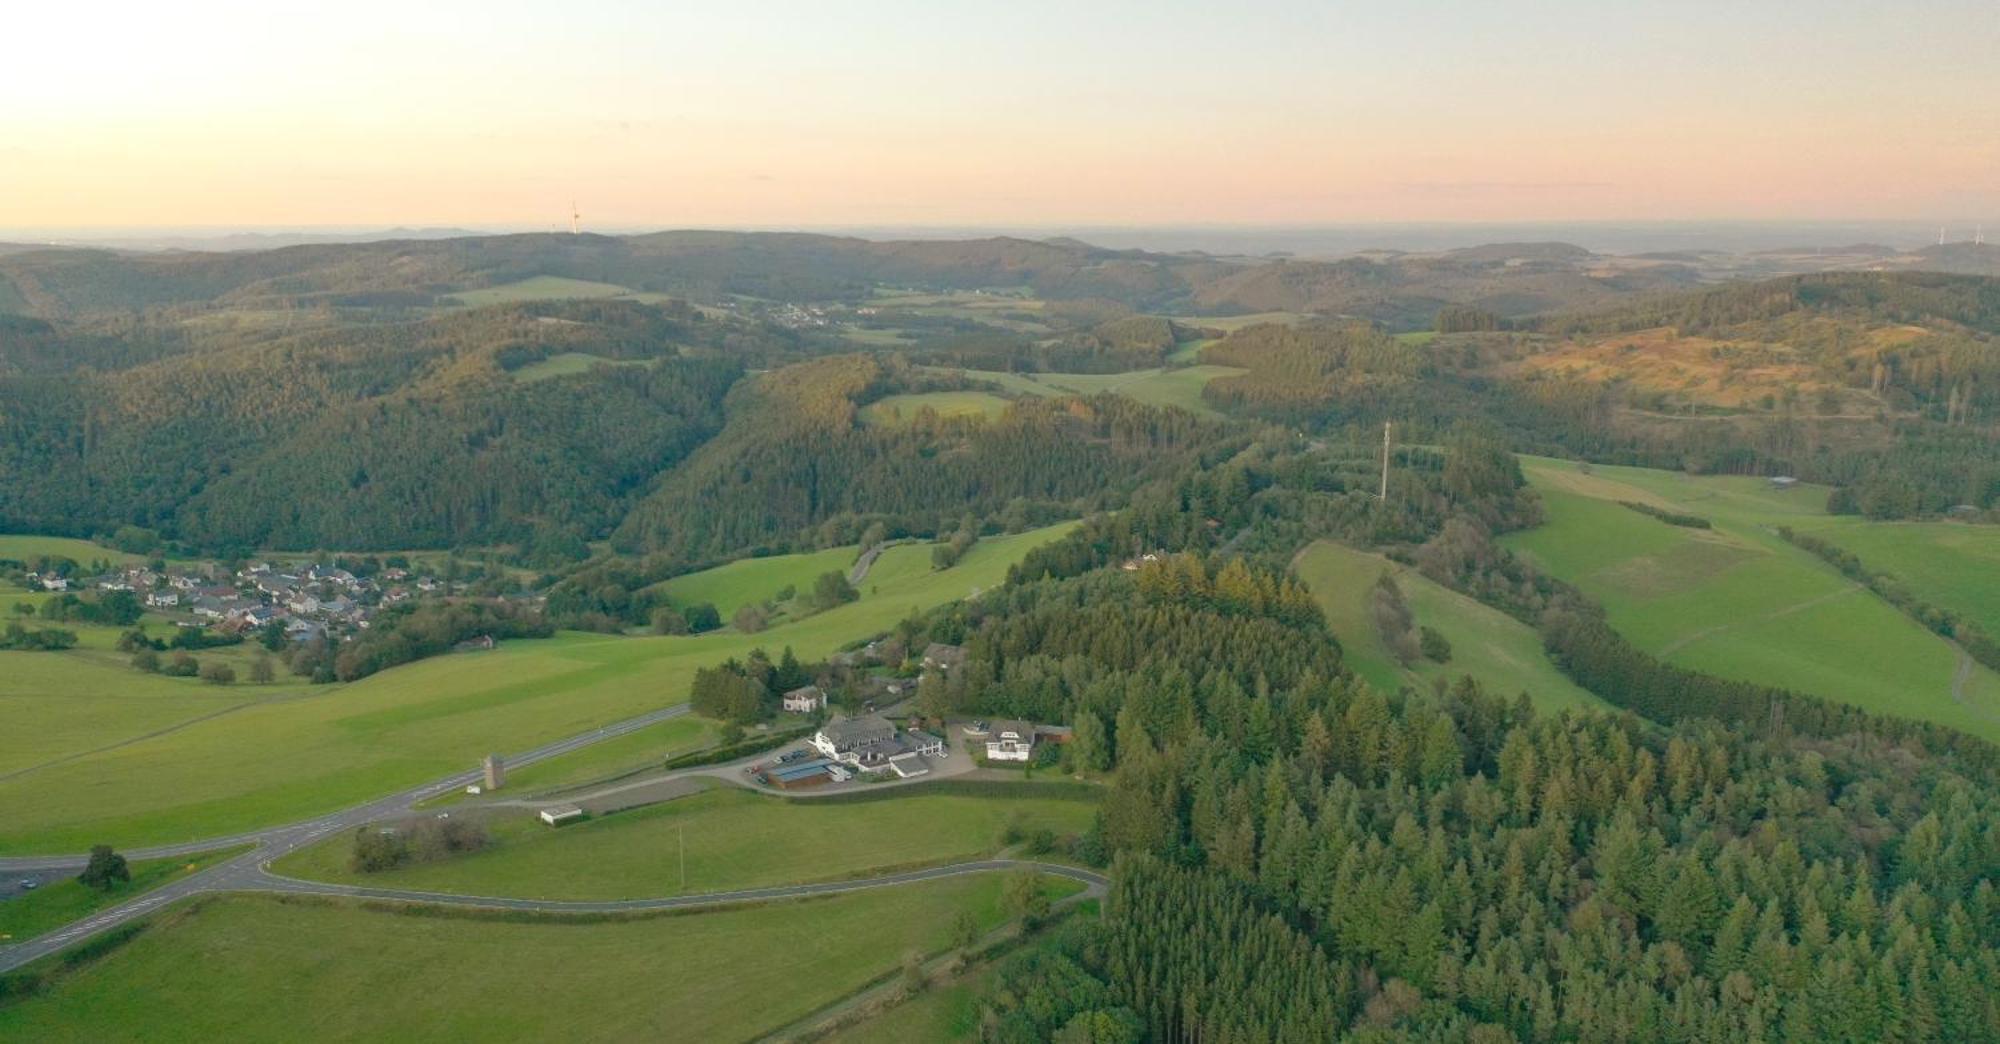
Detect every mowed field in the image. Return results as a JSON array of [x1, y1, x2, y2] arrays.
[[925, 364, 1246, 417], [0, 873, 1083, 1043], [1799, 520, 2000, 638], [1292, 541, 1602, 711], [649, 543, 861, 617], [273, 785, 1101, 899], [0, 523, 1075, 854], [1502, 458, 2000, 741], [858, 390, 1013, 427], [443, 275, 678, 309]]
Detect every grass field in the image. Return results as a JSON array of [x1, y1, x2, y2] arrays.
[[273, 786, 1100, 899], [1799, 521, 2000, 638], [0, 847, 247, 945], [429, 715, 722, 804], [0, 522, 1074, 855], [509, 352, 650, 383], [650, 544, 862, 618], [445, 276, 639, 308], [0, 874, 1082, 1043], [1292, 541, 1602, 711], [0, 534, 143, 568], [824, 961, 995, 1043], [926, 364, 1246, 417], [859, 391, 1013, 427], [1502, 457, 2000, 740]]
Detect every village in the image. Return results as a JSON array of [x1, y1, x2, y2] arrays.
[[22, 557, 468, 644]]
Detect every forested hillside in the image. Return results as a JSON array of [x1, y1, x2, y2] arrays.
[[897, 434, 2000, 1041], [612, 354, 1225, 559]]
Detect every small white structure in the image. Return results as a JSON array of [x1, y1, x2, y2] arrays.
[[539, 805, 584, 826], [464, 784, 483, 795], [985, 721, 1037, 763], [782, 684, 826, 714]]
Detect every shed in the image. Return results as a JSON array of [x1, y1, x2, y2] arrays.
[[539, 805, 585, 826]]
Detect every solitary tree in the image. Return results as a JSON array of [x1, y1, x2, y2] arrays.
[[78, 845, 130, 891]]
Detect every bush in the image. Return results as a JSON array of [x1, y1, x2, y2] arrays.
[[161, 651, 200, 677], [684, 602, 721, 633], [200, 661, 237, 685], [78, 845, 130, 891], [1419, 626, 1452, 663]]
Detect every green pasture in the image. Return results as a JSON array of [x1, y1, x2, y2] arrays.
[[273, 785, 1100, 899], [1292, 540, 1602, 711], [509, 352, 649, 383], [0, 535, 141, 569], [650, 543, 862, 619], [1503, 457, 2000, 741], [1797, 520, 2000, 638], [445, 276, 639, 308], [0, 873, 1082, 1043], [0, 522, 1074, 854], [858, 391, 1013, 427], [925, 364, 1245, 417], [427, 715, 722, 806]]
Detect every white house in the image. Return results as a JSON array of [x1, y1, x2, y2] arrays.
[[985, 721, 1037, 762], [782, 684, 826, 713], [146, 590, 180, 608]]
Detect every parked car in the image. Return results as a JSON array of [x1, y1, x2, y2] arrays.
[[18, 879, 37, 891]]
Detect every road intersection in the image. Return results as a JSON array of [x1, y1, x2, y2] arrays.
[[0, 702, 1105, 974]]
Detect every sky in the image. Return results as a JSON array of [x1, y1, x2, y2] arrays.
[[3, 0, 1995, 230]]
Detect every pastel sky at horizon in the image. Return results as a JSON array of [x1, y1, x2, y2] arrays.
[[3, 0, 1995, 229]]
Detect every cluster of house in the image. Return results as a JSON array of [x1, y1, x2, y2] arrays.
[[27, 559, 458, 642]]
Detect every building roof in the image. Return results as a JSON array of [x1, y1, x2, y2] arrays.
[[989, 719, 1035, 741], [819, 714, 896, 749], [770, 759, 835, 782], [784, 684, 823, 700]]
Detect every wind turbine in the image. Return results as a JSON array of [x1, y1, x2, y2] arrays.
[[570, 201, 580, 235]]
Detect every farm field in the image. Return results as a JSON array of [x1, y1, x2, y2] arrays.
[[509, 351, 650, 383], [272, 785, 1101, 899], [823, 961, 996, 1043], [0, 523, 1076, 855], [859, 390, 1013, 426], [925, 364, 1246, 417], [430, 715, 722, 804], [1502, 457, 2000, 741], [444, 275, 642, 308], [649, 543, 861, 618], [0, 874, 1083, 1043], [0, 534, 143, 569], [1292, 541, 1602, 711], [1794, 520, 2000, 638], [0, 846, 247, 945]]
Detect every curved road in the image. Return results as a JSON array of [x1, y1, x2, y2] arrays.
[[0, 699, 1106, 975]]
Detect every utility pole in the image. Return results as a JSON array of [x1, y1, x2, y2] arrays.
[[1379, 421, 1392, 501], [678, 822, 686, 892]]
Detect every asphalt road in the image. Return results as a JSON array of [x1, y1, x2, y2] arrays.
[[0, 702, 692, 970], [0, 702, 1108, 976]]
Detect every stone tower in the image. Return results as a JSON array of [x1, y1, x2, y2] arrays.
[[483, 753, 505, 791]]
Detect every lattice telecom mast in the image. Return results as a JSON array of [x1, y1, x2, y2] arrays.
[[1379, 421, 1392, 500], [570, 201, 580, 235]]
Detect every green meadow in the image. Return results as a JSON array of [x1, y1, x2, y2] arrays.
[[0, 535, 143, 568], [445, 275, 642, 308], [925, 364, 1246, 417], [649, 543, 862, 618], [1292, 540, 1602, 711], [1502, 457, 2000, 741], [0, 873, 1082, 1043], [1798, 520, 2000, 638], [859, 390, 1014, 426], [273, 785, 1100, 899], [509, 351, 649, 383], [0, 523, 1075, 855]]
